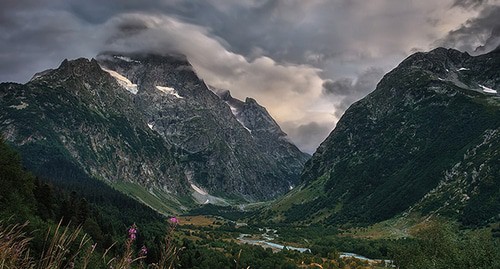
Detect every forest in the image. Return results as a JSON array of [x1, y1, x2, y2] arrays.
[[1, 138, 499, 268]]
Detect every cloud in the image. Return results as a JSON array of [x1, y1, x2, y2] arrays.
[[323, 79, 353, 96], [439, 3, 500, 53], [452, 0, 488, 9], [0, 8, 335, 153], [97, 13, 335, 153], [282, 121, 333, 154], [0, 7, 100, 83], [323, 67, 385, 118], [0, 0, 498, 153], [65, 0, 481, 70]]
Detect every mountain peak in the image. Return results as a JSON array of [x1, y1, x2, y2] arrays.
[[59, 57, 100, 69], [374, 47, 499, 98], [245, 97, 258, 104], [214, 88, 236, 102], [29, 57, 109, 85], [272, 47, 500, 225], [427, 47, 461, 55], [397, 47, 470, 74]]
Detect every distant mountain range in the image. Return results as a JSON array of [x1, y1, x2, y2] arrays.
[[0, 53, 309, 214], [2, 47, 498, 226], [266, 47, 499, 226]]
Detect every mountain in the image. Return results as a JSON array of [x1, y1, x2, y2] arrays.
[[214, 88, 306, 186], [1, 58, 189, 213], [267, 47, 499, 226], [0, 53, 308, 213], [96, 53, 309, 201]]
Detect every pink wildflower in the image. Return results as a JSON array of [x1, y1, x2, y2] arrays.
[[139, 245, 148, 256], [169, 217, 179, 224], [128, 224, 138, 240]]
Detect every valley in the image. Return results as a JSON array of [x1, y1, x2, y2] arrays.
[[174, 214, 395, 268], [0, 46, 499, 268]]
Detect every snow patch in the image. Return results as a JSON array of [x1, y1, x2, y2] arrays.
[[227, 102, 239, 115], [9, 101, 28, 110], [186, 171, 229, 206], [114, 56, 140, 63], [191, 183, 208, 195], [225, 102, 252, 133], [101, 68, 138, 94], [237, 119, 252, 133], [457, 68, 470, 71], [155, 86, 183, 98], [479, 84, 497, 94]]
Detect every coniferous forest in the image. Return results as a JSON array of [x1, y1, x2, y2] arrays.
[[1, 138, 499, 268]]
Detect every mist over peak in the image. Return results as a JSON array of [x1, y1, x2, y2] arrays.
[[1, 0, 498, 152]]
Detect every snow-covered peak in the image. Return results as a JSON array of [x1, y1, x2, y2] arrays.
[[101, 68, 138, 94]]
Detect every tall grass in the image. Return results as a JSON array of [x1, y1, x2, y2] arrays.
[[150, 217, 179, 269], [0, 220, 94, 269], [0, 219, 179, 269], [38, 220, 92, 269], [0, 221, 32, 268]]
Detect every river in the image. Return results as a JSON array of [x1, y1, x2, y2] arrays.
[[238, 234, 310, 253], [237, 233, 393, 266]]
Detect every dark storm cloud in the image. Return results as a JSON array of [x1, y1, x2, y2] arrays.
[[105, 15, 155, 45], [322, 79, 353, 96], [1, 0, 498, 152], [67, 0, 222, 24], [440, 3, 500, 53], [452, 0, 488, 9], [66, 0, 414, 67], [68, 0, 152, 22], [65, 0, 323, 63], [0, 4, 98, 83], [0, 0, 56, 26], [115, 18, 150, 34], [0, 0, 54, 13]]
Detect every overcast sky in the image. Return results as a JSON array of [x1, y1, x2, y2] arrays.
[[1, 0, 499, 153]]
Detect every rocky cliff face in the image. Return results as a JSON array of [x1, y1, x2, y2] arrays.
[[0, 53, 309, 210], [0, 58, 189, 212], [97, 53, 309, 201], [215, 89, 308, 189], [269, 48, 499, 226]]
